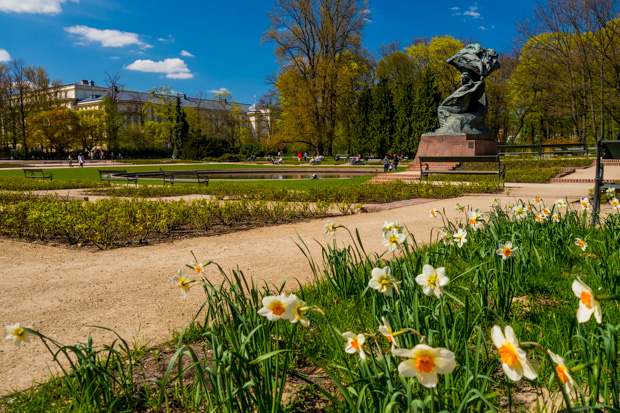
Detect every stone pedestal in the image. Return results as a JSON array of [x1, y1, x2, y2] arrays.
[[415, 133, 498, 158]]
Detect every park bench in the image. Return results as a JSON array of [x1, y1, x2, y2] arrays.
[[498, 144, 539, 156], [499, 143, 589, 157], [23, 168, 53, 181], [592, 139, 620, 225], [418, 155, 506, 182], [98, 169, 138, 185]]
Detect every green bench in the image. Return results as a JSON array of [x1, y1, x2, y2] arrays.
[[23, 168, 53, 181], [419, 155, 506, 182], [98, 169, 138, 185], [592, 139, 620, 224]]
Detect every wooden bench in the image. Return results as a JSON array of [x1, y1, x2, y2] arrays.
[[98, 169, 138, 185], [592, 139, 620, 225], [23, 169, 53, 181], [419, 155, 506, 182]]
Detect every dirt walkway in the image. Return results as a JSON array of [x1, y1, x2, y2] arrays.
[[0, 180, 602, 394]]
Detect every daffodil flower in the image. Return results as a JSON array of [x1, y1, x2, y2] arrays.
[[548, 350, 575, 394], [496, 241, 518, 260], [343, 332, 366, 359], [455, 203, 465, 212], [258, 294, 296, 322], [542, 207, 550, 216], [467, 210, 483, 230], [190, 260, 206, 275], [286, 294, 312, 327], [535, 214, 546, 223], [324, 219, 337, 235], [606, 187, 616, 196], [580, 197, 590, 210], [439, 230, 453, 246], [552, 214, 560, 223], [171, 270, 194, 299], [382, 220, 402, 233], [491, 325, 537, 382], [555, 199, 567, 208], [429, 208, 438, 218], [415, 264, 449, 298], [378, 317, 398, 350], [393, 344, 456, 388], [574, 237, 587, 251], [513, 204, 526, 220], [368, 266, 400, 296], [571, 278, 602, 323], [453, 228, 467, 248], [5, 323, 29, 347], [610, 198, 619, 211], [533, 196, 542, 206], [382, 228, 406, 252]]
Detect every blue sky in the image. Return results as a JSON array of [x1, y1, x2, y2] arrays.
[[1, 0, 536, 104]]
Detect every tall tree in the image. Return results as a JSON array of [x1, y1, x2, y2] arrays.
[[263, 0, 369, 155], [369, 78, 395, 156], [28, 106, 80, 152], [172, 97, 188, 157], [413, 68, 442, 148], [392, 79, 416, 156], [351, 85, 373, 155]]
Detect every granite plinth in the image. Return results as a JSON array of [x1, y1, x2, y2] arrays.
[[415, 133, 498, 158]]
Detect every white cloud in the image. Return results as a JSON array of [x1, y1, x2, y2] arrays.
[[65, 25, 152, 48], [479, 26, 486, 30], [0, 0, 77, 14], [110, 56, 120, 60], [180, 50, 194, 57], [125, 58, 193, 79], [208, 87, 229, 95], [157, 35, 174, 42], [463, 3, 481, 19], [449, 6, 459, 10], [0, 48, 11, 62]]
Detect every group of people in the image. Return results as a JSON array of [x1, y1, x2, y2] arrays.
[[383, 154, 400, 172], [67, 150, 123, 167]]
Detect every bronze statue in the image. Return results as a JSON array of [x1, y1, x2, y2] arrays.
[[435, 43, 500, 135]]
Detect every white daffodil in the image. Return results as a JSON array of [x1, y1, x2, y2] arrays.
[[429, 208, 438, 218], [513, 204, 526, 220], [394, 344, 456, 388], [571, 278, 602, 324], [343, 332, 366, 359], [5, 323, 29, 347], [533, 196, 543, 206], [286, 294, 311, 327], [455, 203, 465, 212], [467, 210, 483, 231], [324, 219, 336, 235], [382, 220, 403, 234], [610, 198, 619, 211], [580, 197, 590, 210], [574, 237, 587, 251], [171, 270, 193, 299], [555, 199, 567, 208], [415, 264, 449, 298], [552, 213, 561, 223], [535, 214, 546, 223], [496, 241, 518, 260], [378, 316, 398, 349], [606, 187, 616, 196], [491, 325, 537, 382], [369, 266, 400, 296], [439, 230, 453, 246], [190, 260, 206, 275], [548, 350, 575, 394], [453, 228, 467, 248], [542, 207, 551, 216], [258, 294, 296, 322], [382, 228, 407, 252]]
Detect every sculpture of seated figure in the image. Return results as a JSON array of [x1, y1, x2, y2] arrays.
[[433, 43, 500, 136]]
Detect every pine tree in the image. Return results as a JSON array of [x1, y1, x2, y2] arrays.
[[392, 79, 416, 156], [412, 68, 442, 153], [172, 97, 189, 158], [351, 85, 373, 156], [369, 78, 395, 157]]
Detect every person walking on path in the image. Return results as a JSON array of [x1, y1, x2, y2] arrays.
[[68, 154, 73, 167], [394, 155, 399, 171], [383, 155, 389, 172], [78, 153, 84, 167]]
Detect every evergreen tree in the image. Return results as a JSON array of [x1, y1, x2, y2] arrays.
[[351, 85, 373, 156], [172, 97, 188, 158], [392, 79, 416, 156], [412, 68, 442, 153], [369, 78, 395, 157]]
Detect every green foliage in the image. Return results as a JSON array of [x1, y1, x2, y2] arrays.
[[172, 97, 189, 158], [369, 78, 395, 156], [413, 68, 441, 142], [392, 79, 416, 156], [351, 85, 373, 156]]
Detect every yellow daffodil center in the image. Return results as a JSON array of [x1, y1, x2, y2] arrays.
[[503, 247, 512, 257], [15, 328, 25, 337], [271, 302, 286, 316], [351, 339, 360, 350], [578, 241, 585, 248], [386, 335, 392, 343], [499, 343, 519, 367], [389, 235, 398, 244], [194, 265, 201, 273], [428, 274, 438, 288], [582, 202, 587, 207], [415, 355, 436, 373], [431, 210, 436, 216], [535, 198, 541, 203], [580, 291, 593, 308], [470, 218, 476, 225], [379, 276, 392, 292], [613, 201, 618, 207], [556, 365, 569, 384]]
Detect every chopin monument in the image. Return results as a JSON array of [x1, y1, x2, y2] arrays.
[[415, 43, 500, 158]]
